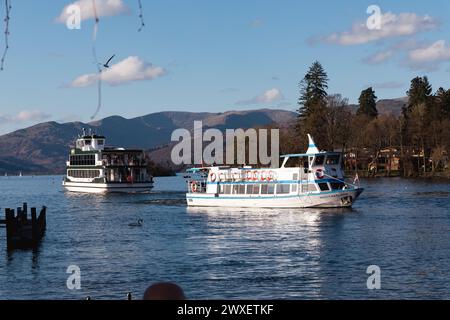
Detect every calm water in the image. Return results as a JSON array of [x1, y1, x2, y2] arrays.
[[0, 175, 449, 300]]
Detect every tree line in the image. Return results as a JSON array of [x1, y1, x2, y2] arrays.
[[282, 61, 450, 177]]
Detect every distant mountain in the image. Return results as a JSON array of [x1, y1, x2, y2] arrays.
[[0, 98, 409, 175], [348, 97, 408, 116], [0, 109, 297, 175]]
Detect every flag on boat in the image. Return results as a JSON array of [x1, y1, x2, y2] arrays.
[[353, 172, 359, 185]]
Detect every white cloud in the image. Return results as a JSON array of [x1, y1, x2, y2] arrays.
[[236, 88, 284, 105], [70, 56, 167, 87], [363, 50, 394, 65], [409, 40, 450, 64], [56, 0, 129, 23], [0, 110, 51, 124], [322, 12, 438, 45]]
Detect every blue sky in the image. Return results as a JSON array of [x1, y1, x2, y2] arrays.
[[1, 0, 450, 134]]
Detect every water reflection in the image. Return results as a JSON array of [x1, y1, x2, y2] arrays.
[[185, 206, 354, 298]]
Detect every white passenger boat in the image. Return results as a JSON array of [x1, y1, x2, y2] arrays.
[[62, 129, 154, 193], [185, 134, 363, 208]]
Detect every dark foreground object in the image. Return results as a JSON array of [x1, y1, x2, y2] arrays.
[[0, 203, 46, 250], [143, 282, 186, 300]]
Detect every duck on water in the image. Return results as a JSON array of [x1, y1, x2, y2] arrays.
[[184, 134, 363, 208]]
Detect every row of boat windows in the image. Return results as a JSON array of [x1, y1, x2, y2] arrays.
[[69, 154, 96, 166], [68, 170, 100, 179], [219, 184, 302, 195], [283, 154, 341, 168], [218, 182, 345, 194]]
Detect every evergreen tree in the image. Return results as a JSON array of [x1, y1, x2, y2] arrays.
[[406, 76, 432, 113], [357, 87, 378, 118], [435, 87, 450, 120], [298, 61, 328, 119], [297, 61, 329, 147], [404, 76, 433, 173]]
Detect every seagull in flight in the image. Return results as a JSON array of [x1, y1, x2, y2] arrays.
[[102, 54, 115, 69]]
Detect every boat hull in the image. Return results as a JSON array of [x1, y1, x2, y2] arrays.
[[62, 181, 154, 194], [186, 188, 363, 208]]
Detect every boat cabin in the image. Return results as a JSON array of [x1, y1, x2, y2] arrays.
[[186, 134, 349, 196]]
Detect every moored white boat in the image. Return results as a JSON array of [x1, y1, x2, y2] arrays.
[[185, 134, 363, 208]]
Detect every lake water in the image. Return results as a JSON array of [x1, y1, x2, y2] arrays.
[[0, 175, 449, 300]]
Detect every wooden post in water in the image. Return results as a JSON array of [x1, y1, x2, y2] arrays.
[[5, 208, 13, 250], [3, 205, 47, 250], [31, 207, 37, 244]]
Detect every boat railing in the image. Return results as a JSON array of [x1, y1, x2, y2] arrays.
[[187, 179, 207, 193], [102, 159, 147, 166], [321, 171, 359, 189]]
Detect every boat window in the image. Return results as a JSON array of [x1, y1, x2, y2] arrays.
[[325, 155, 340, 165], [291, 184, 298, 193], [224, 185, 231, 194], [276, 184, 290, 194], [232, 185, 239, 194], [84, 139, 92, 145], [69, 154, 95, 166], [238, 185, 246, 194], [330, 182, 345, 190], [246, 184, 254, 194], [253, 184, 260, 195], [68, 170, 100, 178], [314, 155, 325, 166], [98, 140, 104, 145], [267, 184, 275, 194], [318, 183, 329, 191], [261, 184, 268, 194]]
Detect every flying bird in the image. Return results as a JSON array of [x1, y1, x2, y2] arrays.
[[102, 54, 115, 69]]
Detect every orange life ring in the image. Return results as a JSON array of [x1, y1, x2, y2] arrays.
[[315, 169, 325, 179], [252, 170, 259, 181], [190, 181, 198, 192], [267, 171, 274, 181], [210, 173, 217, 182], [246, 171, 252, 181]]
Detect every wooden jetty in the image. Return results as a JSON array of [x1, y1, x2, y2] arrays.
[[0, 203, 46, 250]]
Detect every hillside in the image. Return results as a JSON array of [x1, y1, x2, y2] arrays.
[[0, 109, 296, 175]]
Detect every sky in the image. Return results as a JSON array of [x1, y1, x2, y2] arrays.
[[1, 0, 450, 134]]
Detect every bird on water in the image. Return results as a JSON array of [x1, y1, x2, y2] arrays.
[[128, 219, 143, 227]]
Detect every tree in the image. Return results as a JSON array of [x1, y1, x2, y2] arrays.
[[403, 76, 434, 174], [435, 87, 450, 120], [406, 76, 432, 112], [298, 61, 328, 118], [324, 94, 352, 151], [297, 61, 329, 147], [357, 87, 378, 118]]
